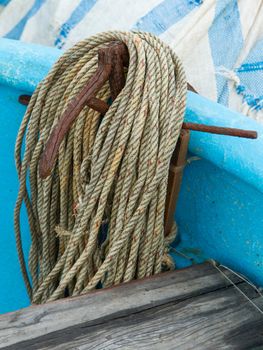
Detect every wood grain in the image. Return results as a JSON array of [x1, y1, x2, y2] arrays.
[[0, 263, 242, 348], [7, 284, 262, 350]]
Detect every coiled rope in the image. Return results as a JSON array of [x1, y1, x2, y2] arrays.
[[14, 31, 187, 303]]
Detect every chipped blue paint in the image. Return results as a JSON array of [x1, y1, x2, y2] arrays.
[[0, 38, 60, 92], [0, 38, 262, 314]]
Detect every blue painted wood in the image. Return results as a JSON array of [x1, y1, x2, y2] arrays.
[[0, 85, 30, 314], [174, 158, 263, 287], [0, 38, 262, 314], [185, 92, 263, 193]]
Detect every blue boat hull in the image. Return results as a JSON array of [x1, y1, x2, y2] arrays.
[[0, 38, 262, 314]]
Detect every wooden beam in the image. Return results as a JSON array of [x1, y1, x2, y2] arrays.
[[10, 284, 262, 350], [0, 263, 241, 348]]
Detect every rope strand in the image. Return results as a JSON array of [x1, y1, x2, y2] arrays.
[[14, 31, 187, 303]]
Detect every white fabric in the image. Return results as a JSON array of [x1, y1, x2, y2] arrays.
[[0, 0, 262, 121]]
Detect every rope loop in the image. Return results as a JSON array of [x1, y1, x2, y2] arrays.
[[14, 31, 187, 303]]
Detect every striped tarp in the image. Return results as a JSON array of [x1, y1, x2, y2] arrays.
[[0, 0, 262, 121]]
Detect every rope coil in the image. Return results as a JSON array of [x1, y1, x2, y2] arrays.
[[14, 31, 187, 303]]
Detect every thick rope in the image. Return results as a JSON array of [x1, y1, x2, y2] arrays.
[[14, 31, 187, 303]]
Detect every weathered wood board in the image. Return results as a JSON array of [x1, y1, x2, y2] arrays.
[[0, 263, 262, 349]]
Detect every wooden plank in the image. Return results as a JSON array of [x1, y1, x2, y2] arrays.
[[6, 284, 263, 350], [0, 263, 240, 348]]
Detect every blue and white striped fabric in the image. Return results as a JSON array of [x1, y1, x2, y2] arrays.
[[0, 0, 10, 13], [0, 0, 262, 121]]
